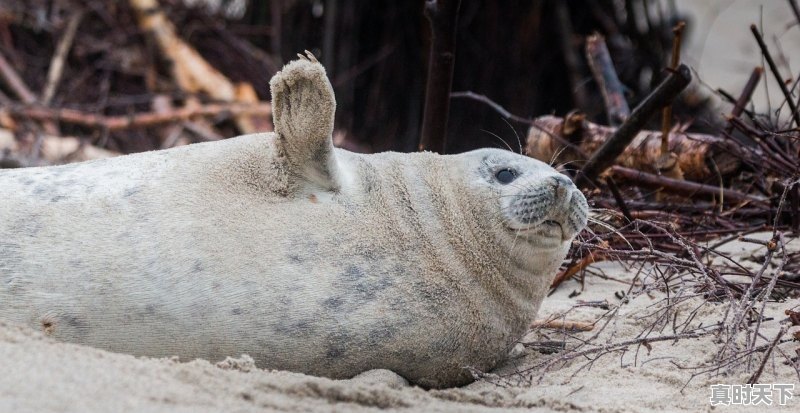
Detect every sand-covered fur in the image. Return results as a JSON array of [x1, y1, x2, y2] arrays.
[[0, 53, 587, 388]]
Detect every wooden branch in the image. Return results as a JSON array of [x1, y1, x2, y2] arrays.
[[550, 252, 605, 289], [750, 24, 800, 127], [724, 67, 763, 135], [531, 319, 595, 332], [527, 115, 740, 182], [575, 64, 691, 188], [660, 22, 685, 156], [652, 22, 687, 191], [606, 177, 633, 222], [419, 0, 462, 153], [610, 165, 766, 205], [451, 91, 529, 123], [746, 327, 786, 384], [2, 102, 271, 132], [128, 0, 266, 134], [586, 33, 630, 126], [42, 11, 84, 105], [0, 50, 36, 104]]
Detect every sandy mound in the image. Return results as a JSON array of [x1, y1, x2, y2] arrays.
[[2, 235, 798, 412]]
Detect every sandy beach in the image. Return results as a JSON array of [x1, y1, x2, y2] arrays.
[[0, 1, 798, 411], [2, 233, 796, 413]]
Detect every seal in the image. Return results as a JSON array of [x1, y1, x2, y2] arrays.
[[0, 52, 588, 388]]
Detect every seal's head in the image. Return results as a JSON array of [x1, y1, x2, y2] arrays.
[[464, 148, 588, 251]]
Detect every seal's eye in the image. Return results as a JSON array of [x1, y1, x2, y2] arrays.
[[495, 168, 517, 184]]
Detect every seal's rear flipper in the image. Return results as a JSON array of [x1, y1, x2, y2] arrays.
[[270, 51, 339, 191]]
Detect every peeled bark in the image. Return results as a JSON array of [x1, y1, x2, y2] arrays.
[[526, 115, 741, 182]]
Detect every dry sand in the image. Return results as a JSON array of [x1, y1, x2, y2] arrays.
[[1, 234, 798, 412]]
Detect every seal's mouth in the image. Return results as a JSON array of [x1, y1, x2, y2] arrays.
[[541, 219, 561, 229], [506, 219, 565, 242]]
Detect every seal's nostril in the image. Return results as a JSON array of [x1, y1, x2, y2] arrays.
[[551, 174, 574, 189], [551, 175, 574, 200]]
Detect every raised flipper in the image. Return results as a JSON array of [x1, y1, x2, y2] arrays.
[[270, 51, 339, 192]]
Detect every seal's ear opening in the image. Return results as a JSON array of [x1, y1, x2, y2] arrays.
[[270, 51, 340, 191]]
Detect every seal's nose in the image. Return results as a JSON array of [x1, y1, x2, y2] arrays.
[[544, 174, 587, 239], [551, 174, 575, 201]]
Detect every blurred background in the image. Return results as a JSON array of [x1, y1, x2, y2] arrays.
[[0, 0, 797, 162]]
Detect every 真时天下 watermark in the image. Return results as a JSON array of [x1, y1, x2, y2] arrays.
[[710, 384, 794, 406]]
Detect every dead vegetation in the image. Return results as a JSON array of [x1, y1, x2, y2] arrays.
[[456, 2, 800, 388]]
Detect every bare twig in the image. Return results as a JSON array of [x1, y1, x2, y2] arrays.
[[606, 176, 633, 222], [610, 165, 767, 205], [551, 252, 605, 289], [660, 22, 685, 155], [789, 0, 800, 30], [0, 51, 36, 104], [586, 33, 630, 126], [750, 24, 800, 127], [534, 327, 723, 382], [748, 233, 788, 367], [746, 327, 787, 384], [724, 67, 763, 135], [42, 11, 84, 105], [450, 91, 530, 124]]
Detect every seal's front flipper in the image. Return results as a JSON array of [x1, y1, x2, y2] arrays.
[[270, 51, 339, 191], [348, 369, 410, 389]]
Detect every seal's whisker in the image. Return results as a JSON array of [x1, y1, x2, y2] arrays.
[[499, 117, 523, 155], [585, 217, 633, 250], [549, 145, 570, 167], [481, 129, 515, 153], [555, 159, 588, 169]]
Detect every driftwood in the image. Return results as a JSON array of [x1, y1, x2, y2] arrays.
[[750, 24, 800, 127], [724, 67, 762, 136], [1, 103, 271, 132], [530, 319, 595, 332], [585, 33, 629, 126], [0, 128, 118, 166], [526, 115, 741, 182], [128, 0, 269, 134]]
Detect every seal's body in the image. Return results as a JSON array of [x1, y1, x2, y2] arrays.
[[0, 53, 587, 388]]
